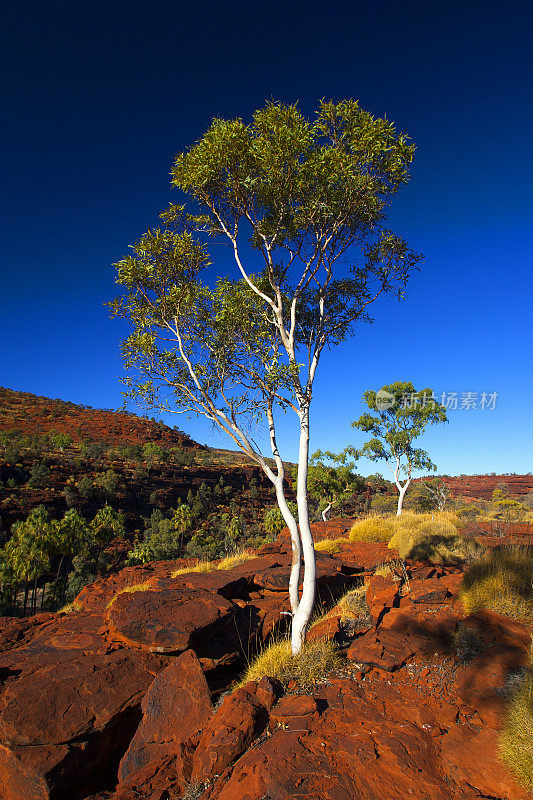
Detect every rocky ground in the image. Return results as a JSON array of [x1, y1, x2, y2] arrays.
[[0, 520, 531, 800]]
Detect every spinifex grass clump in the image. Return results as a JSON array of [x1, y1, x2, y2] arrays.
[[387, 510, 478, 563], [237, 637, 341, 689], [314, 537, 349, 554], [459, 544, 533, 623], [348, 515, 395, 542], [500, 672, 533, 791]]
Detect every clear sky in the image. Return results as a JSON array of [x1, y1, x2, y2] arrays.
[[1, 0, 532, 475]]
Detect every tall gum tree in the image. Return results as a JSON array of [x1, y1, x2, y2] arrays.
[[110, 100, 422, 653], [351, 381, 448, 516]]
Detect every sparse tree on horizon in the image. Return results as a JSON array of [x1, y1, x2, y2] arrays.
[[351, 381, 448, 516], [110, 100, 421, 653]]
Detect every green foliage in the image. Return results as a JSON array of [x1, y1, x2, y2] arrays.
[[4, 507, 54, 587], [305, 450, 364, 518], [109, 99, 420, 498], [264, 502, 298, 536], [27, 460, 51, 489], [75, 474, 98, 501], [79, 440, 106, 461], [142, 442, 169, 463], [491, 487, 529, 522], [370, 493, 398, 514], [90, 505, 124, 548], [94, 469, 121, 500]]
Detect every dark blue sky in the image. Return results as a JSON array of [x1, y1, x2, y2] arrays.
[[1, 0, 532, 474]]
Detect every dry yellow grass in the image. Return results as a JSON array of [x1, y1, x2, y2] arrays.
[[349, 515, 395, 542], [58, 600, 83, 614], [105, 579, 154, 609], [459, 545, 533, 623], [500, 673, 533, 791], [336, 585, 368, 623], [314, 537, 348, 554], [172, 549, 255, 578], [237, 637, 341, 688], [386, 510, 476, 563]]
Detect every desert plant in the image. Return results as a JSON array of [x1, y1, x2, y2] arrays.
[[237, 637, 341, 688], [386, 510, 476, 563], [27, 460, 51, 489], [315, 537, 348, 554], [459, 545, 533, 623], [453, 622, 486, 664], [370, 493, 398, 515], [349, 382, 448, 515]]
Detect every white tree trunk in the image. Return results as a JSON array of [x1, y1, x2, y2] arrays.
[[291, 404, 316, 655], [321, 502, 332, 522], [396, 480, 410, 516], [274, 477, 301, 614]]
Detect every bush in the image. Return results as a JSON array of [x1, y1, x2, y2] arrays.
[[76, 474, 98, 501], [459, 545, 533, 623], [349, 515, 395, 542], [264, 502, 298, 537], [500, 674, 533, 791], [453, 623, 486, 663], [237, 637, 341, 688], [27, 460, 51, 489], [370, 494, 398, 515]]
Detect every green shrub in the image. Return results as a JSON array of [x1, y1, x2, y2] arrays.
[[263, 502, 298, 537], [27, 461, 51, 488], [370, 493, 398, 514]]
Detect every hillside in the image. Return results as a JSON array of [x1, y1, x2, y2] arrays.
[[439, 473, 533, 500], [0, 386, 200, 449]]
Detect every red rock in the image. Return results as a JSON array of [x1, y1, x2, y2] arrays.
[[191, 678, 276, 783], [347, 629, 415, 670], [270, 695, 317, 726], [113, 755, 186, 800], [366, 574, 399, 626], [105, 586, 235, 653], [440, 723, 527, 799], [0, 649, 166, 800], [117, 649, 213, 783], [203, 678, 452, 800], [306, 614, 341, 644]]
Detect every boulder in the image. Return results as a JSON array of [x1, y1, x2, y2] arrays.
[[118, 649, 213, 783], [347, 629, 415, 671], [0, 649, 166, 800], [191, 678, 276, 783], [366, 574, 399, 626], [105, 587, 235, 653]]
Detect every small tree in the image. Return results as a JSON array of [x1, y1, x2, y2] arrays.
[[351, 381, 448, 516], [307, 450, 362, 520], [90, 506, 125, 576], [111, 100, 421, 652]]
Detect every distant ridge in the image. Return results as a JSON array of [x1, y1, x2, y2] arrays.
[[0, 387, 201, 449]]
